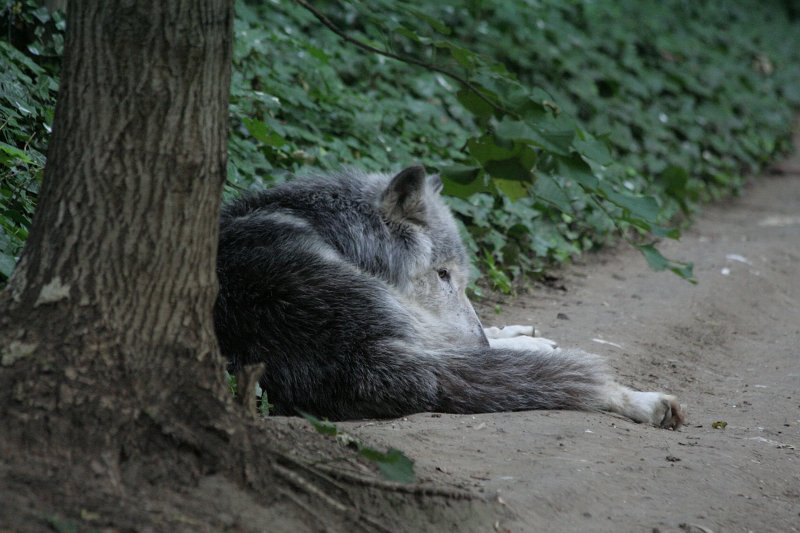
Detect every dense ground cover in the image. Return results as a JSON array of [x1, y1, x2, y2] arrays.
[[2, 0, 799, 287]]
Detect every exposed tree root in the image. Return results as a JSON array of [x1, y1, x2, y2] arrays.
[[313, 463, 482, 500], [0, 409, 503, 532]]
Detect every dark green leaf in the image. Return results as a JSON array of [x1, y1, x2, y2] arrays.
[[467, 136, 517, 165], [637, 244, 696, 282], [483, 157, 531, 182], [573, 138, 613, 166], [0, 142, 34, 164], [359, 447, 415, 483], [533, 174, 573, 214], [600, 183, 660, 224], [243, 118, 287, 148], [456, 89, 495, 125], [299, 411, 338, 436], [439, 164, 481, 184], [557, 155, 599, 189], [494, 118, 572, 156], [493, 178, 529, 201], [440, 166, 492, 198]]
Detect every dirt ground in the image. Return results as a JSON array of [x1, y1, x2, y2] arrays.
[[340, 158, 800, 532], [4, 155, 799, 533]]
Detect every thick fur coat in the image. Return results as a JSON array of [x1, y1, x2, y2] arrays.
[[214, 166, 684, 428]]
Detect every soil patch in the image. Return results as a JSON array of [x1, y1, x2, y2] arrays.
[[342, 157, 800, 532]]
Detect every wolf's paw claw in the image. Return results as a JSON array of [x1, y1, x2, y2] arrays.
[[654, 394, 685, 430]]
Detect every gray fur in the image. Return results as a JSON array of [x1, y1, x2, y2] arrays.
[[214, 167, 615, 420]]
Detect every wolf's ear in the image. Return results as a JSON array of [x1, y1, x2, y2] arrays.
[[428, 174, 443, 194], [382, 165, 431, 225]]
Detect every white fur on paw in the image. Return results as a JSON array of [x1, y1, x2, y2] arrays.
[[652, 394, 685, 429], [627, 391, 686, 429], [488, 335, 559, 352], [602, 384, 686, 429], [483, 325, 538, 339]]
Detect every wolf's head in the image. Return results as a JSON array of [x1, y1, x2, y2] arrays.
[[380, 166, 489, 348]]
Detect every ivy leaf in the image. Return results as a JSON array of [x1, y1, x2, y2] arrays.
[[439, 164, 481, 183], [456, 89, 496, 125], [299, 411, 338, 436], [557, 154, 599, 189], [599, 182, 660, 224], [440, 165, 491, 198], [493, 178, 529, 201], [243, 118, 287, 148], [533, 174, 574, 214], [637, 244, 696, 283], [483, 157, 531, 182], [661, 165, 689, 196], [0, 142, 34, 164], [649, 224, 682, 240], [299, 412, 415, 483], [573, 138, 613, 166], [467, 136, 517, 164], [660, 165, 694, 213], [494, 118, 572, 156], [358, 446, 416, 484]]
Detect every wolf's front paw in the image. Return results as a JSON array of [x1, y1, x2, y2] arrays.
[[483, 325, 540, 339], [488, 335, 559, 353], [651, 394, 685, 430], [627, 391, 686, 429]]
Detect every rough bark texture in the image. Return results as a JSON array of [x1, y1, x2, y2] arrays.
[[0, 3, 500, 530], [0, 1, 236, 475]]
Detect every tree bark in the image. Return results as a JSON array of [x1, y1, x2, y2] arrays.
[[0, 0, 236, 477], [0, 3, 500, 529]]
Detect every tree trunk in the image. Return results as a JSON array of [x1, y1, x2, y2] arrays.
[[0, 0, 235, 479], [0, 2, 500, 529]]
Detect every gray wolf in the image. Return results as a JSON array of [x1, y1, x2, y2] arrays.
[[214, 166, 684, 428]]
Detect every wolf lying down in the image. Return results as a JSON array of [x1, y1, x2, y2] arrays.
[[214, 166, 685, 429]]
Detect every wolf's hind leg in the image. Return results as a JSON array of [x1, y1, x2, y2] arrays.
[[599, 383, 685, 429]]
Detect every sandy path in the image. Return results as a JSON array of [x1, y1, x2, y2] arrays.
[[342, 154, 800, 532]]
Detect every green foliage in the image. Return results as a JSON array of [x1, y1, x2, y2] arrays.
[[225, 370, 274, 415], [2, 0, 800, 287], [0, 1, 63, 281], [228, 0, 800, 284], [225, 370, 238, 395], [255, 381, 273, 417], [300, 412, 416, 483]]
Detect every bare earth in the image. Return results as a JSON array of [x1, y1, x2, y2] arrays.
[[341, 158, 800, 532]]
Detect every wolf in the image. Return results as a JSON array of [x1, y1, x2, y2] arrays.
[[214, 166, 684, 428]]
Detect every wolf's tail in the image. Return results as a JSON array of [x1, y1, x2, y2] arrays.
[[314, 343, 610, 417], [428, 347, 609, 413], [331, 342, 683, 428]]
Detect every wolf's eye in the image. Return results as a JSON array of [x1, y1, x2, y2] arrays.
[[437, 268, 450, 282]]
